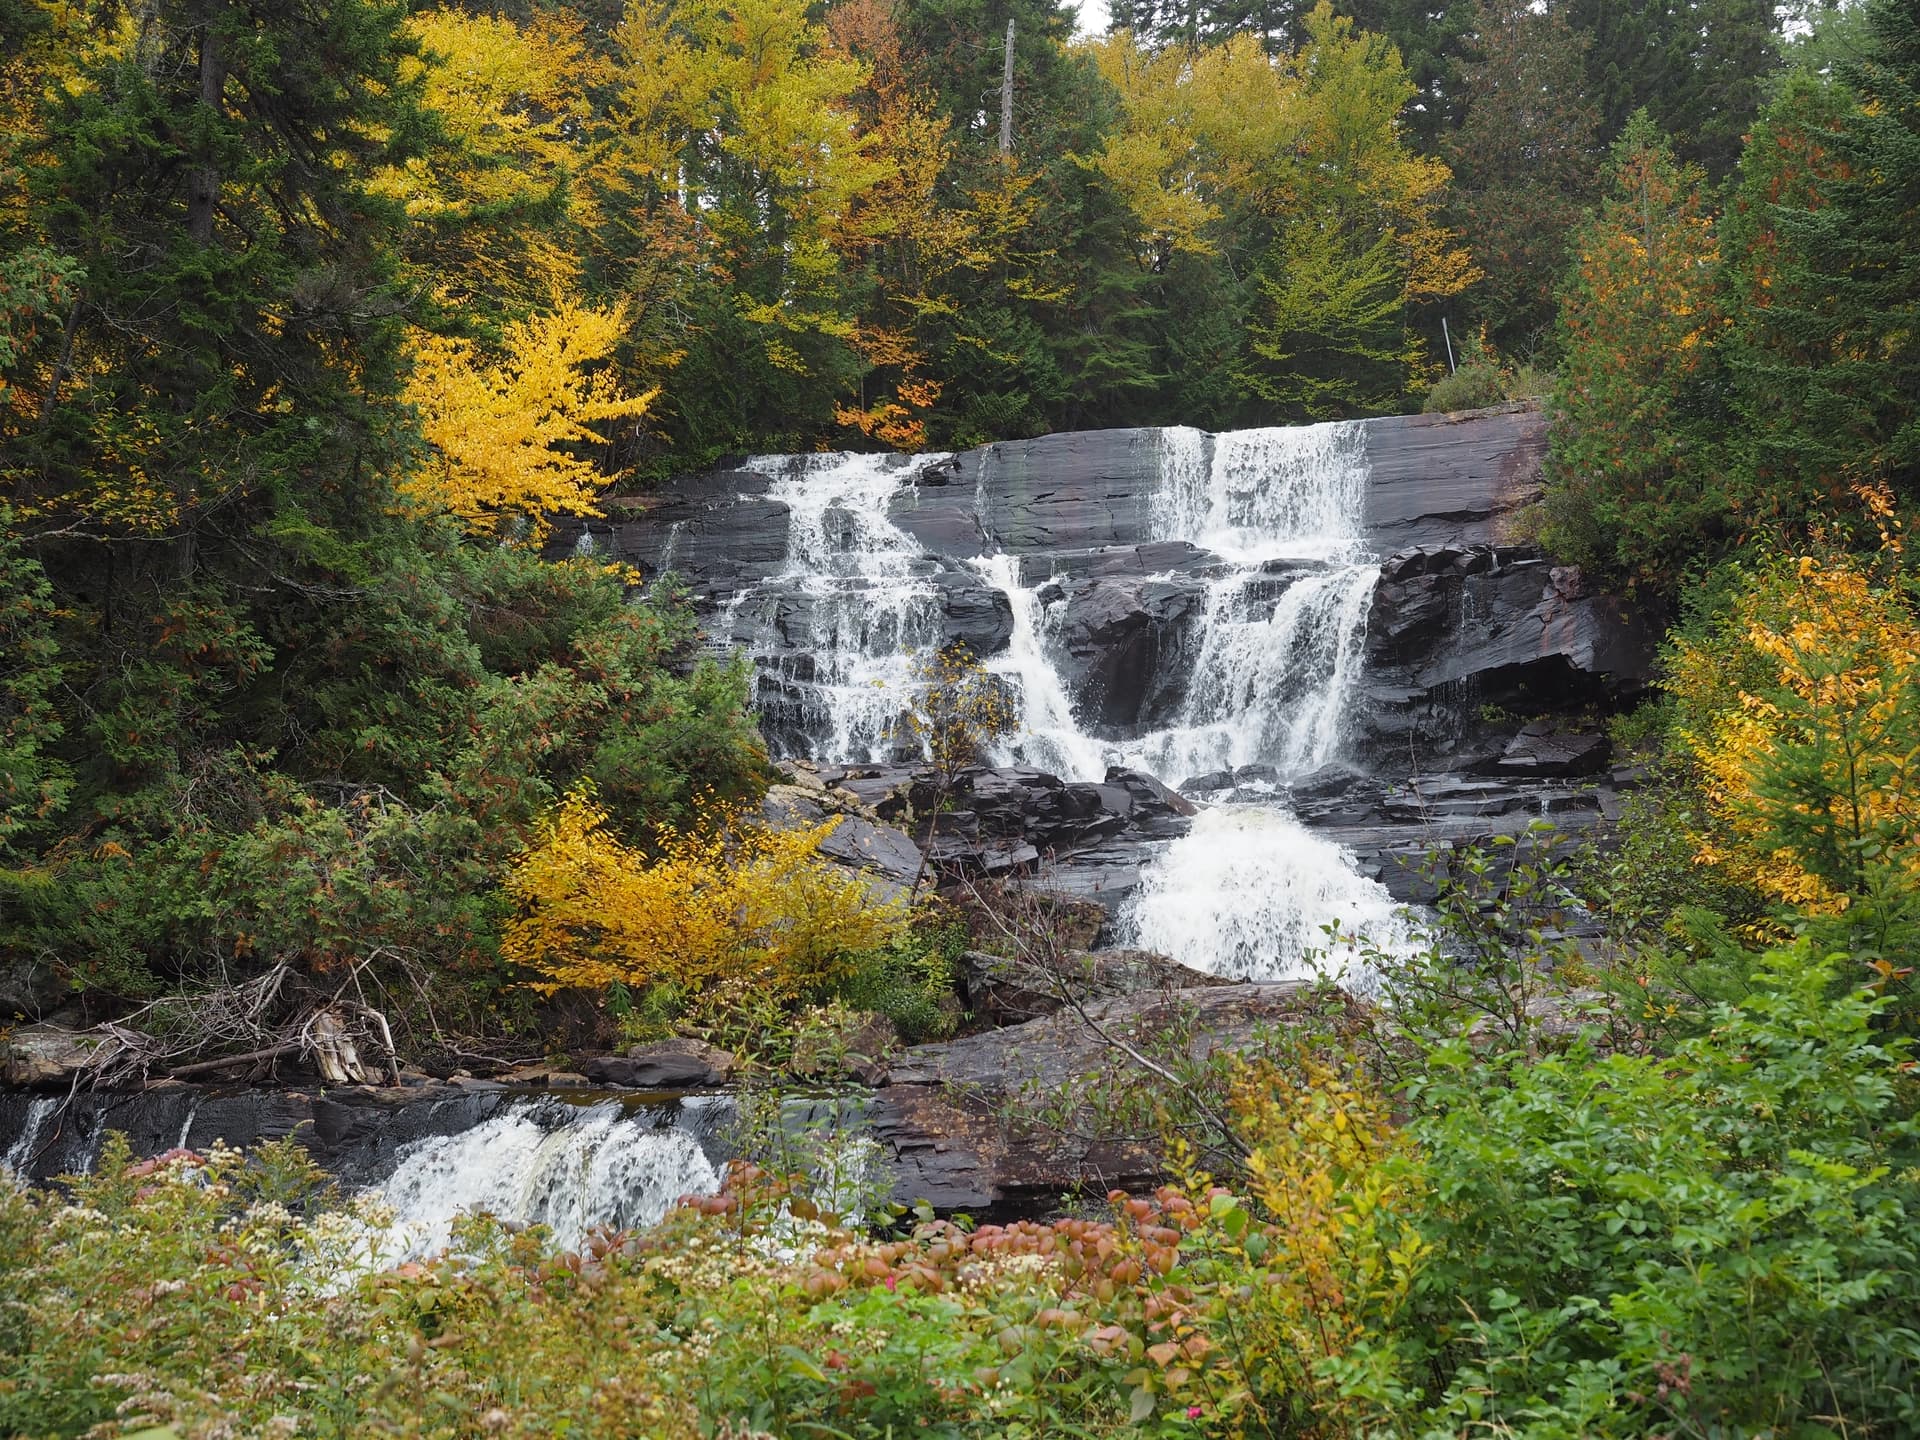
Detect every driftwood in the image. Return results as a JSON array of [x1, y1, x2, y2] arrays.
[[76, 961, 408, 1089]]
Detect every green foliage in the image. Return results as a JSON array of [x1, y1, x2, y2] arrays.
[[1440, 0, 1600, 357], [0, 515, 68, 857], [1381, 948, 1920, 1438], [1544, 114, 1731, 594], [836, 921, 966, 1044]]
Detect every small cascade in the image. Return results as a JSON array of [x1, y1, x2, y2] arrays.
[[2, 1096, 59, 1177], [371, 1098, 722, 1262], [1130, 563, 1379, 784], [1123, 808, 1415, 982], [1153, 423, 1370, 563], [732, 452, 950, 761], [974, 553, 1109, 782]]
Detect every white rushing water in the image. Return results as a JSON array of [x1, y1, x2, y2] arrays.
[[736, 422, 1411, 983], [2, 1096, 59, 1178], [732, 452, 951, 762], [1124, 808, 1415, 982], [369, 1100, 721, 1262]]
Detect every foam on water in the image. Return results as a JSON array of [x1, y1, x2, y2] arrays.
[[370, 1100, 721, 1262], [1122, 807, 1415, 982]]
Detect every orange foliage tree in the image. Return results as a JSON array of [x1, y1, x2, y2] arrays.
[[1546, 114, 1727, 591]]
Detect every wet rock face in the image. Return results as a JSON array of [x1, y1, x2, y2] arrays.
[[558, 404, 1647, 774], [1050, 576, 1206, 731]]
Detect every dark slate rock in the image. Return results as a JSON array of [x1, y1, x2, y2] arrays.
[[585, 1040, 737, 1090]]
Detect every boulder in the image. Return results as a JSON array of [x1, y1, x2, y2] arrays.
[[867, 983, 1319, 1214], [1050, 575, 1205, 729], [1, 1026, 100, 1087], [960, 947, 1234, 1026], [1490, 723, 1612, 778], [582, 1039, 737, 1090]]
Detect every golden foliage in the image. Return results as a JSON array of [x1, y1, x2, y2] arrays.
[[401, 300, 655, 543], [504, 788, 908, 999], [1671, 548, 1920, 912], [1122, 1057, 1427, 1428], [904, 645, 1016, 778], [1086, 5, 1475, 309], [374, 8, 601, 308]]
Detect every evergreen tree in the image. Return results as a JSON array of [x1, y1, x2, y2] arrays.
[[1443, 0, 1601, 355], [1545, 114, 1730, 594], [1563, 0, 1781, 176], [1724, 0, 1920, 517]]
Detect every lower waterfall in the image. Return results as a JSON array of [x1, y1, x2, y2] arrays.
[[743, 420, 1416, 983], [1123, 808, 1414, 982], [369, 1098, 723, 1262]]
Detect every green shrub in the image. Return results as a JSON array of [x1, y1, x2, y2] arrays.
[[1370, 946, 1920, 1438], [1421, 361, 1507, 413]]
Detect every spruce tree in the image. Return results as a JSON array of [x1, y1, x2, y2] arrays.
[[1725, 0, 1920, 517], [1443, 0, 1601, 355]]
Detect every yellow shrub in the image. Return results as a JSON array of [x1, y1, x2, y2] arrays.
[[504, 788, 907, 998], [1670, 549, 1920, 913]]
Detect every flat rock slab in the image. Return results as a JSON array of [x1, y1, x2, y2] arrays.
[[865, 982, 1317, 1214]]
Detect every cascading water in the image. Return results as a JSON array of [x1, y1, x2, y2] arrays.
[[369, 1098, 723, 1262], [729, 452, 951, 761], [727, 422, 1413, 983], [2, 1096, 59, 1177]]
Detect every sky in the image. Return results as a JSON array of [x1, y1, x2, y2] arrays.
[[1074, 0, 1111, 38]]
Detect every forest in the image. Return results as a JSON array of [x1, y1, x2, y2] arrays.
[[3, 0, 1920, 1434]]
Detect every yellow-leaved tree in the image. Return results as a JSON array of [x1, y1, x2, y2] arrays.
[[1086, 5, 1475, 417], [402, 301, 655, 543], [1669, 527, 1920, 963], [374, 8, 601, 314], [505, 788, 908, 1000]]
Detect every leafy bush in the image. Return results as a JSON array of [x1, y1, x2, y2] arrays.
[[1420, 361, 1505, 413], [1377, 946, 1920, 1438], [505, 787, 909, 1002]]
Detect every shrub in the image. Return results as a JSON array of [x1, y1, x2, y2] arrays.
[[1420, 360, 1506, 413], [504, 787, 909, 1002], [1376, 946, 1920, 1438], [1666, 546, 1920, 1009]]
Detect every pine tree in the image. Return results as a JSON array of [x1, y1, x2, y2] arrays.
[[1545, 114, 1730, 593], [1442, 0, 1601, 355], [1563, 0, 1781, 176], [1724, 0, 1920, 517]]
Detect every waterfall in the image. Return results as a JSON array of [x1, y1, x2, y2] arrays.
[[2, 1096, 59, 1178], [732, 452, 952, 762], [724, 423, 1410, 983], [369, 1097, 722, 1262], [974, 552, 1111, 782], [1125, 808, 1414, 982]]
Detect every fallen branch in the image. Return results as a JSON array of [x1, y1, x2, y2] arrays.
[[166, 1041, 305, 1079]]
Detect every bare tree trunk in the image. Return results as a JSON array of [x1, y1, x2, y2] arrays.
[[999, 19, 1016, 155], [185, 9, 227, 247]]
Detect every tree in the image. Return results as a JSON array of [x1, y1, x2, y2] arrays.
[[401, 300, 656, 543], [1723, 4, 1920, 517], [1442, 0, 1601, 356], [1239, 5, 1477, 416], [1563, 0, 1782, 176], [373, 8, 602, 321], [1545, 114, 1728, 593]]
